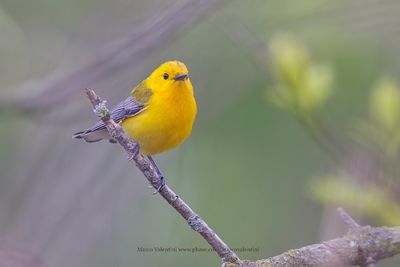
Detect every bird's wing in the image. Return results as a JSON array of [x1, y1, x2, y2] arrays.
[[84, 95, 145, 133], [89, 83, 154, 132], [73, 83, 153, 142]]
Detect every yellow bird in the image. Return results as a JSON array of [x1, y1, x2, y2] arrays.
[[73, 60, 197, 190]]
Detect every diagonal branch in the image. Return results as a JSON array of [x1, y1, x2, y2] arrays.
[[83, 89, 400, 267], [84, 88, 241, 265]]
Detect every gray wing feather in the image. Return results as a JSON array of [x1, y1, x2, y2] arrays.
[[72, 96, 144, 142], [84, 96, 143, 133]]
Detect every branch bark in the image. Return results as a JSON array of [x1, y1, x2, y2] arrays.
[[83, 89, 400, 267], [226, 209, 400, 267], [84, 88, 241, 265]]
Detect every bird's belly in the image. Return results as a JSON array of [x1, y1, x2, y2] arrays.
[[121, 105, 195, 155]]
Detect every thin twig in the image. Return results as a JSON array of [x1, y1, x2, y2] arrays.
[[84, 88, 241, 264], [337, 207, 360, 230]]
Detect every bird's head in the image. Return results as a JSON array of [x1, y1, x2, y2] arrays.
[[147, 60, 192, 92]]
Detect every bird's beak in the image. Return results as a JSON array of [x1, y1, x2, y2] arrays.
[[173, 73, 188, 81]]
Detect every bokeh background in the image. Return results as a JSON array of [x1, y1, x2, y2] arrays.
[[1, 0, 400, 266]]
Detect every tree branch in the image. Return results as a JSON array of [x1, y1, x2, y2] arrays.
[[84, 88, 241, 265], [83, 89, 400, 266], [226, 209, 400, 267]]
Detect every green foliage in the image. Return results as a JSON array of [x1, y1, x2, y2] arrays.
[[268, 34, 334, 116], [370, 77, 400, 132], [354, 77, 400, 157], [268, 34, 400, 227]]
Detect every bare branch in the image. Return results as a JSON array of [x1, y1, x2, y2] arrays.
[[229, 226, 400, 267], [226, 210, 400, 267], [84, 88, 241, 265], [338, 207, 360, 230]]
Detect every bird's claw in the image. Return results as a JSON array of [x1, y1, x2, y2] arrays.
[[126, 142, 139, 161], [152, 176, 165, 195], [127, 153, 135, 161]]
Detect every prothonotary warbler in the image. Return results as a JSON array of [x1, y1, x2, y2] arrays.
[[73, 60, 197, 192]]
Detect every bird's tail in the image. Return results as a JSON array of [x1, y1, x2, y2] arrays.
[[72, 129, 109, 143]]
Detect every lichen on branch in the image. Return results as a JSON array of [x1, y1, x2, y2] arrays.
[[225, 209, 400, 267]]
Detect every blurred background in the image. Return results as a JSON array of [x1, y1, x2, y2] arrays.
[[0, 0, 400, 266]]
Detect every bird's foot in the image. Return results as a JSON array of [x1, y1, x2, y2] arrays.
[[152, 176, 166, 195], [126, 142, 140, 161]]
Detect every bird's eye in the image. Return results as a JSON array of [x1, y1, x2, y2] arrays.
[[163, 73, 169, 80]]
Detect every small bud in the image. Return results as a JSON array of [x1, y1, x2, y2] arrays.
[[370, 77, 400, 131], [269, 33, 309, 89], [268, 33, 333, 114], [298, 64, 333, 112], [93, 100, 109, 117]]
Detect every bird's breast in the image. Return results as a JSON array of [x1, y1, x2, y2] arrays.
[[121, 89, 197, 155]]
